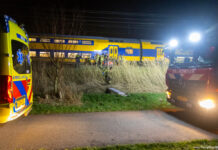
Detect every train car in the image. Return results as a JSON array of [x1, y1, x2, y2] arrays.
[[28, 34, 165, 62], [141, 40, 165, 60]]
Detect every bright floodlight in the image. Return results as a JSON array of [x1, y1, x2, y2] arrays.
[[169, 39, 178, 47], [199, 99, 215, 109], [189, 32, 201, 42]]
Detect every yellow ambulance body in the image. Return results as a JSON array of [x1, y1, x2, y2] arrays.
[[0, 15, 33, 123]]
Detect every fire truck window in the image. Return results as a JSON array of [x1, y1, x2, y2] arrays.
[[12, 40, 31, 74]]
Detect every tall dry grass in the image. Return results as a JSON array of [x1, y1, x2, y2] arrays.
[[32, 60, 169, 104], [110, 60, 168, 93]]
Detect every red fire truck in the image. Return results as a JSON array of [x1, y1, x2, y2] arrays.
[[166, 32, 218, 112]]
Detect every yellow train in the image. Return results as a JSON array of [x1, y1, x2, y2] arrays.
[[29, 34, 165, 62]]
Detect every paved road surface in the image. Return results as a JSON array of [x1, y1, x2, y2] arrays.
[[0, 110, 217, 150]]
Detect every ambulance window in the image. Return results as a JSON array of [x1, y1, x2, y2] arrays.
[[12, 40, 31, 74]]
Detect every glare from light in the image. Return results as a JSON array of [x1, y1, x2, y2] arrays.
[[189, 32, 201, 42], [199, 99, 215, 109], [166, 91, 171, 99], [169, 39, 178, 47]]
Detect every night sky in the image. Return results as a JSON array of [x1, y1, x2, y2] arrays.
[[1, 0, 217, 41]]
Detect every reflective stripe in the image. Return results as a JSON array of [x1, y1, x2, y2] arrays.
[[188, 74, 204, 80], [13, 81, 27, 96], [13, 82, 22, 99]]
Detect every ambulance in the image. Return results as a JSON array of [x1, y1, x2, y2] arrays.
[[0, 15, 33, 123]]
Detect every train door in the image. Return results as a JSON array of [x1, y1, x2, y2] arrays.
[[109, 46, 118, 59]]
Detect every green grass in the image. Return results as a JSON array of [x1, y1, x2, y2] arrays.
[[72, 140, 218, 150], [31, 93, 174, 114], [36, 140, 218, 150]]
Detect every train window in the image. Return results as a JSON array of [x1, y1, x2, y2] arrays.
[[29, 38, 37, 42], [125, 48, 133, 54], [110, 48, 113, 54], [68, 40, 79, 44], [54, 39, 65, 43], [68, 53, 77, 58], [82, 40, 92, 45], [54, 52, 65, 58], [40, 52, 50, 57], [40, 38, 51, 43], [157, 47, 163, 56], [29, 51, 36, 57], [82, 53, 91, 58]]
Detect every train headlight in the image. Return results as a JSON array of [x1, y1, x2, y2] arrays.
[[189, 32, 201, 42], [198, 99, 215, 109], [169, 39, 178, 48]]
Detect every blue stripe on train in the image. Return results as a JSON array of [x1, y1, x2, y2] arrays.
[[142, 49, 157, 57], [30, 48, 158, 58]]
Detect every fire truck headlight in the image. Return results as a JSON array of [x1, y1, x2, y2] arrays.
[[198, 99, 215, 109], [169, 39, 178, 47], [189, 32, 201, 42]]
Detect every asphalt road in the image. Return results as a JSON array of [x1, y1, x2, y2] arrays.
[[0, 110, 217, 150]]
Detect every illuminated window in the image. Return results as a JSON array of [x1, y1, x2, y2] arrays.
[[68, 53, 78, 58], [68, 40, 79, 44], [125, 48, 133, 54], [54, 52, 65, 58], [157, 47, 164, 56], [40, 52, 50, 57], [175, 57, 193, 63], [82, 40, 92, 45], [82, 53, 91, 58], [40, 38, 51, 43], [29, 38, 37, 42], [54, 39, 65, 43], [29, 51, 36, 57]]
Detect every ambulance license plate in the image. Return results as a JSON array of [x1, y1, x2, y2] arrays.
[[16, 98, 25, 110]]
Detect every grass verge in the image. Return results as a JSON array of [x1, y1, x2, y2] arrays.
[[31, 93, 174, 114], [71, 140, 218, 150]]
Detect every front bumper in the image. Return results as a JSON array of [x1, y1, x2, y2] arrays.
[[167, 90, 218, 113], [167, 97, 194, 109]]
